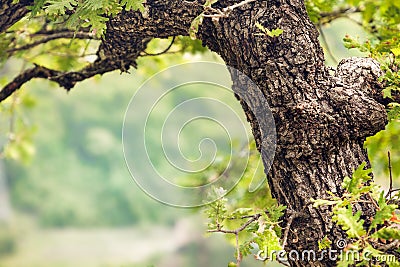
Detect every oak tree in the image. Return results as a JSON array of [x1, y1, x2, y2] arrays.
[[1, 0, 400, 266]]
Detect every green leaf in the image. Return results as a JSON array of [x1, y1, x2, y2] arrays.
[[83, 0, 105, 11], [391, 47, 400, 57], [28, 0, 46, 17], [342, 162, 372, 195], [81, 12, 109, 35], [372, 227, 400, 240], [370, 192, 397, 229], [318, 236, 332, 250], [204, 0, 218, 7], [383, 87, 393, 99], [266, 204, 286, 222], [44, 0, 77, 15], [362, 244, 383, 260], [267, 28, 283, 37], [121, 0, 145, 12], [189, 15, 204, 40], [332, 205, 366, 238], [312, 198, 341, 207], [253, 227, 282, 261]]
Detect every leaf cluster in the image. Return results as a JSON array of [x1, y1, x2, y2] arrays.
[[30, 0, 145, 37], [203, 140, 286, 266], [313, 163, 400, 266]]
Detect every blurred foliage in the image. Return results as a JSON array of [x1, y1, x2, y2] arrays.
[[0, 223, 16, 257], [0, 46, 226, 228], [366, 120, 400, 184], [202, 141, 285, 266]]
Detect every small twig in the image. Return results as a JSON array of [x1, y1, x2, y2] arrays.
[[235, 233, 241, 266], [366, 193, 380, 210], [223, 0, 255, 12], [208, 213, 261, 266], [207, 213, 261, 234], [203, 0, 256, 19], [7, 32, 96, 54], [386, 151, 393, 199], [227, 213, 261, 220], [318, 24, 338, 65], [375, 239, 400, 252], [281, 210, 303, 249], [319, 7, 361, 25], [142, 36, 176, 56]]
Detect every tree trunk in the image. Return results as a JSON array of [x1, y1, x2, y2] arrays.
[[197, 1, 387, 266]]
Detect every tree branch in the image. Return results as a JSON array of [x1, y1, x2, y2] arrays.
[[207, 213, 261, 234], [141, 36, 176, 56], [281, 210, 303, 249], [0, 56, 134, 102], [317, 24, 338, 65], [0, 0, 33, 34], [319, 7, 362, 25], [0, 0, 204, 102], [7, 32, 97, 54]]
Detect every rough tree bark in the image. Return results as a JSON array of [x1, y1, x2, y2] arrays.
[[0, 0, 398, 266]]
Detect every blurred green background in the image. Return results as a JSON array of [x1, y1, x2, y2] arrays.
[[0, 17, 399, 267]]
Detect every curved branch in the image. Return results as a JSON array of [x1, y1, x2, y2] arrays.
[[317, 24, 338, 65], [7, 32, 97, 54], [0, 57, 133, 102], [142, 36, 176, 56], [207, 213, 261, 234], [0, 0, 201, 102], [319, 7, 361, 25]]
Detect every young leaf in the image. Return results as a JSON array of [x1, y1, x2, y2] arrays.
[[312, 198, 341, 208], [267, 28, 283, 37], [370, 192, 397, 230], [189, 15, 204, 40], [255, 22, 267, 33], [44, 0, 78, 15], [204, 0, 218, 7], [318, 236, 332, 251], [371, 227, 400, 240], [332, 205, 366, 238], [253, 227, 282, 261], [121, 0, 145, 12], [341, 162, 372, 195]]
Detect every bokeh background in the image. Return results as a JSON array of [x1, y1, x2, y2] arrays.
[[0, 16, 399, 267]]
